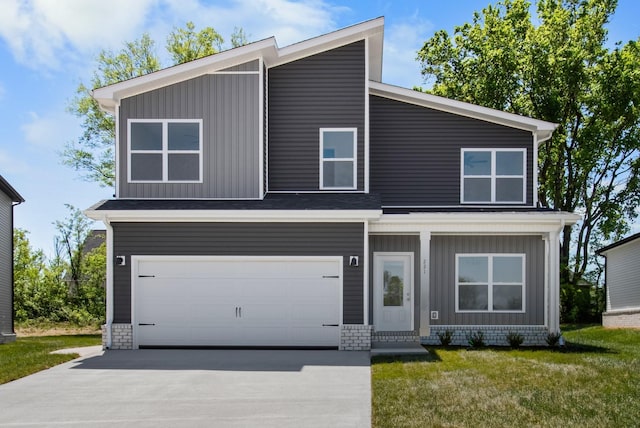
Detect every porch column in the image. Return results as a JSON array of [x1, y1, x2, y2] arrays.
[[419, 230, 431, 336], [548, 229, 561, 333]]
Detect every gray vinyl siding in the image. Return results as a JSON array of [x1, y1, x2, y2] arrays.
[[112, 222, 364, 324], [0, 192, 12, 336], [369, 235, 421, 330], [370, 95, 534, 207], [268, 41, 365, 191], [221, 59, 259, 72], [604, 239, 640, 311], [119, 72, 259, 198], [430, 235, 545, 325]]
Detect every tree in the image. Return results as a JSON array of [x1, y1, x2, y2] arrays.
[[65, 22, 248, 188], [54, 204, 93, 292], [417, 0, 640, 285]]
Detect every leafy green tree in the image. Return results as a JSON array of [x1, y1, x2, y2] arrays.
[[417, 0, 640, 284], [65, 22, 248, 188]]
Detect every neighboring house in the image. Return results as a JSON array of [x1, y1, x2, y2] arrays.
[[597, 233, 640, 328], [86, 18, 580, 351], [0, 175, 24, 344]]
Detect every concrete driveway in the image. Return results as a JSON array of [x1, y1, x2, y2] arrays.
[[0, 349, 371, 427]]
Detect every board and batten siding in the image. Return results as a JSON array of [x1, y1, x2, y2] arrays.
[[0, 191, 13, 338], [112, 222, 364, 324], [268, 40, 366, 191], [369, 95, 534, 207], [605, 239, 640, 311], [430, 235, 545, 325], [119, 67, 260, 199], [369, 235, 421, 329]]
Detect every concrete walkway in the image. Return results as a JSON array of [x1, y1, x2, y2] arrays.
[[0, 349, 371, 427]]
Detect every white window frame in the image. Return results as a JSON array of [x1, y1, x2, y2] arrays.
[[455, 253, 526, 313], [128, 119, 203, 183], [460, 148, 526, 204], [319, 128, 357, 190]]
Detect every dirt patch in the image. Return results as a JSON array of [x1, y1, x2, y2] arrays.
[[15, 325, 101, 337]]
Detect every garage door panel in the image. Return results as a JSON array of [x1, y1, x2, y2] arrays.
[[135, 257, 341, 348]]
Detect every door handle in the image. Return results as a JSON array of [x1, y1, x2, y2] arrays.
[[138, 323, 155, 326], [322, 324, 339, 327], [239, 307, 242, 318]]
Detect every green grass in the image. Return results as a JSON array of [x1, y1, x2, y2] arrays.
[[0, 334, 101, 384], [372, 325, 640, 427]]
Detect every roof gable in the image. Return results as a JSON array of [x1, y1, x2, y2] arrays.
[[93, 17, 384, 112], [0, 175, 24, 203]]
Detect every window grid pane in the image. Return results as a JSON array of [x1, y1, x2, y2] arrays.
[[462, 149, 525, 203], [321, 129, 355, 189]]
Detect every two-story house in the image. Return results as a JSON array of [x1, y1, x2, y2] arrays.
[[86, 18, 579, 350]]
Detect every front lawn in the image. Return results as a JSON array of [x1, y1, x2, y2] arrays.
[[0, 335, 101, 384], [372, 326, 640, 427]]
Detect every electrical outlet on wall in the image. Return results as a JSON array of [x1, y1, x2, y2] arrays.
[[430, 311, 439, 320]]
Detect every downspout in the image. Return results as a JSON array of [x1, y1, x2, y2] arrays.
[[104, 217, 114, 349], [10, 199, 23, 337]]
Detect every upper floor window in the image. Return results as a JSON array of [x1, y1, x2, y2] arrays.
[[461, 148, 526, 203], [456, 254, 525, 313], [320, 128, 357, 190], [128, 119, 203, 183]]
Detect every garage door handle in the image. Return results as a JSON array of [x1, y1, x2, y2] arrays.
[[138, 323, 155, 326], [322, 324, 339, 327], [323, 275, 339, 279], [235, 307, 242, 318], [138, 275, 155, 278]]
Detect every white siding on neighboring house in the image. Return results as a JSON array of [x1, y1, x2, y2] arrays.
[[604, 238, 640, 311]]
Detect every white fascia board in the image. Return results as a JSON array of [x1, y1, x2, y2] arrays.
[[84, 209, 382, 223], [92, 38, 277, 113], [369, 211, 581, 234], [369, 81, 558, 143]]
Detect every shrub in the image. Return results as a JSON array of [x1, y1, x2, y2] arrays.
[[546, 332, 562, 347], [437, 330, 454, 346], [506, 331, 524, 348], [467, 331, 485, 348]]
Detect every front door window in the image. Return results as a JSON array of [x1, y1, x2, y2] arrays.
[[374, 253, 413, 331]]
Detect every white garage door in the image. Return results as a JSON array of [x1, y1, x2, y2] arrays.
[[133, 256, 342, 348]]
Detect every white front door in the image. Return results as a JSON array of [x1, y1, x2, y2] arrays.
[[374, 253, 413, 331]]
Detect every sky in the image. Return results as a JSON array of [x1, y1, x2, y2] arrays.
[[0, 0, 638, 255]]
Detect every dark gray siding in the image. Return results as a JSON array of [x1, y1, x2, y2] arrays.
[[119, 72, 259, 198], [112, 222, 364, 324], [369, 235, 420, 329], [0, 192, 12, 337], [370, 95, 534, 207], [430, 235, 545, 325], [268, 41, 365, 191]]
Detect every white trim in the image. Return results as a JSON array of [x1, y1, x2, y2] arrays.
[[369, 81, 557, 141], [268, 190, 365, 194], [265, 63, 270, 194], [85, 209, 382, 223], [319, 128, 358, 190], [460, 148, 527, 204], [114, 102, 120, 198], [258, 57, 264, 199], [373, 252, 415, 331], [127, 119, 203, 183], [211, 70, 260, 75], [548, 227, 562, 332], [104, 220, 114, 349], [364, 37, 370, 194], [131, 255, 344, 349], [543, 234, 550, 329], [455, 253, 526, 313], [419, 230, 431, 336], [363, 220, 369, 325], [533, 133, 539, 207]]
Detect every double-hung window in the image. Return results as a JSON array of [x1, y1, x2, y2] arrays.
[[128, 119, 202, 183], [320, 128, 357, 190], [456, 254, 525, 312], [461, 149, 526, 203]]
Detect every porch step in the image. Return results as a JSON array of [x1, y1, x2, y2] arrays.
[[370, 341, 429, 356]]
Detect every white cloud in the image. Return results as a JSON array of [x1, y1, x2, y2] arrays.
[[382, 14, 433, 88], [0, 0, 154, 69], [21, 111, 80, 151]]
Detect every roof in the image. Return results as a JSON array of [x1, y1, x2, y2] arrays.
[[0, 175, 24, 203], [369, 82, 558, 143], [597, 233, 640, 255], [92, 17, 385, 112]]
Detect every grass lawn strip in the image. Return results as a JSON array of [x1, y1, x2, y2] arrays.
[[372, 326, 640, 428], [0, 335, 101, 384]]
